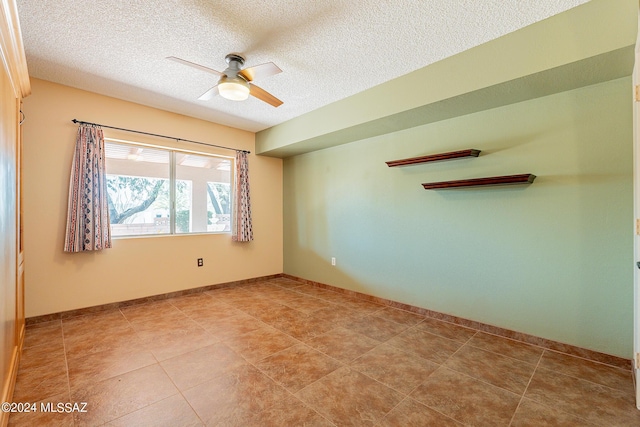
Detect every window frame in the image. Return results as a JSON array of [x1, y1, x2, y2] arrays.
[[104, 137, 235, 238]]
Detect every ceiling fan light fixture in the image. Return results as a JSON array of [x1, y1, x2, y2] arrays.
[[218, 76, 250, 101]]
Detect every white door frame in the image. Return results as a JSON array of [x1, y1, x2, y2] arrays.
[[633, 4, 640, 410]]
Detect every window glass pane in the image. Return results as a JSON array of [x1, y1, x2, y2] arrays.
[[175, 153, 232, 233], [207, 182, 231, 232], [105, 142, 170, 236], [175, 179, 192, 233]]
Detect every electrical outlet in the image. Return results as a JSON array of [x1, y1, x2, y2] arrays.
[[331, 257, 336, 266], [197, 258, 203, 267]]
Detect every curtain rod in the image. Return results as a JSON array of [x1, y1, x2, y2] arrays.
[[71, 119, 250, 154]]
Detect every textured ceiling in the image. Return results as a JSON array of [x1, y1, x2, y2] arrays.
[[17, 0, 589, 132]]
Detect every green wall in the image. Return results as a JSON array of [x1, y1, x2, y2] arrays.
[[283, 77, 633, 358]]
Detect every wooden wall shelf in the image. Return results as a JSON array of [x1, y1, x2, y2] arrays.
[[386, 149, 480, 167], [422, 174, 536, 190]]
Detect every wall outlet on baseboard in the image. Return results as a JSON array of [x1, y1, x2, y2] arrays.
[[331, 257, 336, 266], [197, 258, 203, 267]]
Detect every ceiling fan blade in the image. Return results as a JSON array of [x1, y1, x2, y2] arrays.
[[249, 84, 283, 107], [167, 56, 223, 77], [239, 62, 282, 82], [198, 85, 219, 101]]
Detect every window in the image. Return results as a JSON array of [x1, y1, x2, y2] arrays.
[[105, 140, 233, 237]]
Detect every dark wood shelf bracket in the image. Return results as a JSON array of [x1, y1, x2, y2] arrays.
[[386, 149, 480, 167], [422, 174, 536, 190]]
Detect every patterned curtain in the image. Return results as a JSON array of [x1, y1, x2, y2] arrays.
[[232, 150, 253, 242], [63, 124, 112, 252]]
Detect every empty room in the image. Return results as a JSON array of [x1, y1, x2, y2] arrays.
[[2, 0, 640, 425]]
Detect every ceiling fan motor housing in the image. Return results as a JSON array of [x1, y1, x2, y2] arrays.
[[224, 53, 245, 77], [218, 53, 250, 100]]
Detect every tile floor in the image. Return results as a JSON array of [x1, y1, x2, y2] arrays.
[[9, 277, 640, 426]]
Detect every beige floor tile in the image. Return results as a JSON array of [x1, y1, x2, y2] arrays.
[[248, 290, 293, 303], [538, 350, 633, 393], [105, 393, 204, 427], [296, 366, 403, 427], [249, 283, 298, 299], [120, 301, 186, 324], [271, 314, 336, 342], [467, 331, 543, 365], [307, 327, 380, 363], [332, 298, 383, 316], [278, 293, 331, 314], [64, 325, 145, 359], [244, 281, 279, 290], [205, 287, 254, 304], [248, 303, 305, 325], [12, 360, 69, 404], [17, 340, 65, 371], [180, 303, 245, 325], [444, 344, 536, 394], [199, 312, 264, 339], [510, 398, 597, 427], [167, 292, 220, 312], [126, 311, 198, 334], [350, 343, 438, 394], [13, 341, 68, 402], [292, 285, 348, 300], [232, 297, 281, 317], [268, 277, 305, 289], [224, 325, 298, 362], [387, 326, 463, 363], [345, 315, 409, 341], [310, 304, 365, 327], [250, 283, 293, 302], [183, 365, 289, 426], [245, 395, 334, 427], [67, 347, 157, 393], [411, 367, 521, 426], [377, 398, 462, 426], [374, 307, 425, 326], [414, 317, 476, 343], [72, 364, 178, 426], [62, 310, 131, 341], [255, 344, 341, 392], [159, 342, 248, 391], [8, 411, 74, 427], [136, 322, 217, 361], [23, 320, 63, 349], [524, 367, 640, 426]]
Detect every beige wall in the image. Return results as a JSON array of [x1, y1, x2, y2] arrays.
[[22, 78, 283, 317]]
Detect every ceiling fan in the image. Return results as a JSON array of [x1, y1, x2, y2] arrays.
[[167, 53, 283, 107]]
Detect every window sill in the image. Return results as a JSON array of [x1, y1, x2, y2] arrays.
[[111, 231, 230, 240]]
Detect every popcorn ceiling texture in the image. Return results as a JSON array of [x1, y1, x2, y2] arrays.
[[16, 0, 589, 132]]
